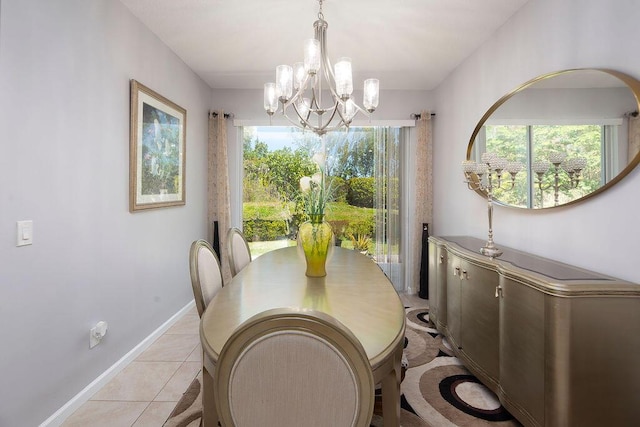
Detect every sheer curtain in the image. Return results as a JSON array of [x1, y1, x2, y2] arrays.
[[374, 127, 403, 289], [411, 112, 433, 294], [629, 113, 640, 161], [208, 111, 232, 284]]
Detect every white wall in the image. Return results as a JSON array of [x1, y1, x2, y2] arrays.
[[0, 1, 211, 426], [433, 0, 640, 283], [211, 88, 433, 122]]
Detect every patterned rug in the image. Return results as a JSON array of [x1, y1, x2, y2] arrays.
[[164, 306, 522, 427]]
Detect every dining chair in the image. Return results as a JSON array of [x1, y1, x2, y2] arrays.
[[227, 227, 252, 277], [213, 308, 375, 427], [189, 239, 223, 317]]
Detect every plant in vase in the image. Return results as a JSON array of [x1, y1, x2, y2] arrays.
[[298, 152, 334, 277]]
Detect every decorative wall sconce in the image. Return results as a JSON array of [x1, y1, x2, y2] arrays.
[[532, 153, 587, 207], [462, 153, 523, 258]]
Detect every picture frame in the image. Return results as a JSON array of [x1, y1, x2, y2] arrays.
[[129, 79, 186, 212]]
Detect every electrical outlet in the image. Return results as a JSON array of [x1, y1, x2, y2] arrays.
[[90, 321, 108, 349]]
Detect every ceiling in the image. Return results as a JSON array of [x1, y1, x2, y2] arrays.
[[120, 0, 530, 91]]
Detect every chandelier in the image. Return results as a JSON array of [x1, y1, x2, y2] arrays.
[[263, 0, 379, 135]]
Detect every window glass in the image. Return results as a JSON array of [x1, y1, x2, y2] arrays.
[[241, 125, 403, 287], [481, 124, 604, 208]]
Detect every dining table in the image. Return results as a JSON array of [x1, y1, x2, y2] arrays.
[[199, 245, 406, 427]]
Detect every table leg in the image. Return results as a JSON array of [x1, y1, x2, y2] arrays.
[[202, 364, 218, 427], [381, 346, 402, 427]]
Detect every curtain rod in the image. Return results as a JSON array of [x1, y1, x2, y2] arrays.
[[410, 112, 436, 119], [209, 111, 234, 119], [214, 111, 433, 120]]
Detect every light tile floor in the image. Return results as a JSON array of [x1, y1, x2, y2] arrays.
[[399, 292, 427, 308], [61, 292, 427, 427], [61, 305, 202, 427]]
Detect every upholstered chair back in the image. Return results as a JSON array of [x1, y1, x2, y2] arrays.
[[227, 227, 252, 277], [189, 239, 223, 317], [213, 308, 375, 427]]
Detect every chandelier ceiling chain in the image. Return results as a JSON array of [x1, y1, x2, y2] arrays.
[[263, 0, 379, 135]]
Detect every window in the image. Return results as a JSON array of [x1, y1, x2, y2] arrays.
[[473, 123, 617, 208], [240, 125, 404, 287]]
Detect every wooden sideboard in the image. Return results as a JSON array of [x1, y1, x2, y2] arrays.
[[428, 235, 640, 427]]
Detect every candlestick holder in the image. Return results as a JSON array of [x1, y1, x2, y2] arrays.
[[532, 153, 587, 207], [462, 153, 523, 258]]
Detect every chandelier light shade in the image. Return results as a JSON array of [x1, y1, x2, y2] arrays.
[[276, 65, 293, 101], [363, 78, 379, 112], [334, 57, 353, 97], [264, 82, 278, 114], [263, 0, 379, 135]]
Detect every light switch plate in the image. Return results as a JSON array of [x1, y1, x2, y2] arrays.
[[17, 220, 33, 246]]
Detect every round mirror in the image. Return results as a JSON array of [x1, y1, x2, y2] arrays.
[[466, 69, 640, 209]]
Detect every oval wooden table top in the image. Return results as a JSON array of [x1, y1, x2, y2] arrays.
[[200, 246, 406, 371]]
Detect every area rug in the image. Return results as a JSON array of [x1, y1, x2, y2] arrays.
[[164, 306, 522, 427]]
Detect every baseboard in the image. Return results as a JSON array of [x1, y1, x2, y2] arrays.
[[39, 300, 196, 427]]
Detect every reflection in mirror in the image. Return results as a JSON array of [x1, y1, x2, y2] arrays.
[[467, 69, 640, 209]]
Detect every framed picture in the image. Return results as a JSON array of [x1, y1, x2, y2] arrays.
[[129, 79, 186, 212]]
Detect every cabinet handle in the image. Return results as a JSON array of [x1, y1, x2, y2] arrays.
[[454, 267, 460, 276], [495, 285, 503, 298], [462, 270, 468, 279], [439, 255, 444, 264]]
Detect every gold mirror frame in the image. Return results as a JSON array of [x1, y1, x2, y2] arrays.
[[466, 68, 640, 209]]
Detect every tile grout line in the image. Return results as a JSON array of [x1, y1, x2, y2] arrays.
[[129, 401, 153, 427], [62, 308, 199, 427], [129, 307, 199, 427]]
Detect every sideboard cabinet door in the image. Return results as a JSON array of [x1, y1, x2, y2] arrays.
[[428, 240, 447, 329], [427, 239, 439, 325], [445, 253, 462, 349], [459, 259, 500, 387], [446, 253, 500, 388], [499, 276, 545, 427]]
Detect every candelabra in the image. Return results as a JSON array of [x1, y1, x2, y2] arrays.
[[462, 153, 523, 258], [531, 153, 587, 207]]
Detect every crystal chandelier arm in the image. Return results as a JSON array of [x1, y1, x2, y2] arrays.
[[309, 100, 343, 135], [282, 97, 343, 135], [279, 69, 344, 134], [334, 99, 356, 126], [291, 99, 311, 123], [281, 71, 314, 111], [316, 17, 362, 113], [345, 99, 372, 119], [281, 109, 315, 129], [316, 100, 342, 132], [316, 18, 337, 96], [317, 26, 375, 118], [308, 84, 326, 113]]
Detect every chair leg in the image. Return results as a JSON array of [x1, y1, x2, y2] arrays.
[[202, 365, 219, 427], [381, 346, 402, 427]]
